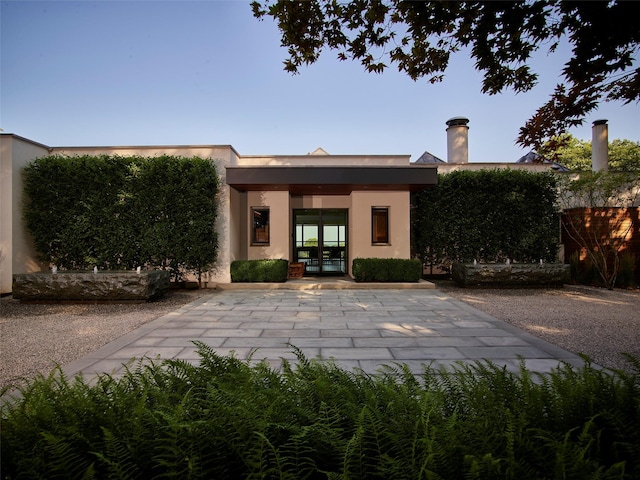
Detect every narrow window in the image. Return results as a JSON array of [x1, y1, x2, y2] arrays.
[[252, 208, 270, 244], [372, 207, 389, 244]]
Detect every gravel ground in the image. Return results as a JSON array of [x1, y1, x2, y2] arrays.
[[2, 284, 639, 391], [437, 281, 640, 374], [0, 290, 209, 391]]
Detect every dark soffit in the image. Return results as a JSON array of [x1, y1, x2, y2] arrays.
[[226, 166, 437, 194]]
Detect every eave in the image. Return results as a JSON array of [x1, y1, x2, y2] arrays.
[[226, 166, 437, 195]]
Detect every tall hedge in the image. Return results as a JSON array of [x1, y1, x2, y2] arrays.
[[412, 169, 559, 268], [23, 154, 219, 281]]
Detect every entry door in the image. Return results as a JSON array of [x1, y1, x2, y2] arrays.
[[294, 209, 347, 275]]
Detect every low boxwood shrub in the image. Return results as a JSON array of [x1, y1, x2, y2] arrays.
[[352, 257, 422, 282], [2, 345, 639, 479], [230, 259, 288, 282]]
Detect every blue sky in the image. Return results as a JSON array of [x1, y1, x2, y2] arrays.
[[1, 0, 638, 162]]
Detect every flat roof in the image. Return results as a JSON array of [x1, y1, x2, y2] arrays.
[[226, 166, 437, 194]]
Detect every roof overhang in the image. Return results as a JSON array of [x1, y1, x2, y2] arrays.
[[226, 166, 437, 195]]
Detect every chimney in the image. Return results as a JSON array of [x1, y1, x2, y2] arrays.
[[591, 119, 608, 172], [446, 116, 469, 164]]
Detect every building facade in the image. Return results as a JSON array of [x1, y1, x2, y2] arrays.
[[4, 116, 589, 293], [0, 135, 436, 292]]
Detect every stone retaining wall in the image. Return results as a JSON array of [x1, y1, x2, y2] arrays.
[[12, 270, 170, 302], [452, 263, 570, 287]]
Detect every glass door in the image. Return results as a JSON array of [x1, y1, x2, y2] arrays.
[[294, 209, 319, 273], [294, 209, 347, 275], [321, 209, 347, 274]]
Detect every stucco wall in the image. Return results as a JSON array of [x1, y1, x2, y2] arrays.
[[290, 195, 350, 210], [247, 190, 290, 261], [228, 187, 247, 264], [0, 135, 51, 293], [349, 191, 411, 265], [0, 136, 12, 293], [290, 192, 411, 275], [238, 154, 411, 167]]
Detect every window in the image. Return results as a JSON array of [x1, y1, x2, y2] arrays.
[[252, 208, 270, 244], [372, 207, 389, 244]]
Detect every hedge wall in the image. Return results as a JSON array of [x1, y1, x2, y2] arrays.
[[352, 258, 422, 282], [23, 154, 219, 281], [230, 260, 289, 282], [412, 169, 559, 268]]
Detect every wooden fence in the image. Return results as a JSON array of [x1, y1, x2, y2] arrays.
[[561, 207, 639, 284]]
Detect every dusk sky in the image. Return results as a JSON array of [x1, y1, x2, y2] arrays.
[[2, 0, 638, 162]]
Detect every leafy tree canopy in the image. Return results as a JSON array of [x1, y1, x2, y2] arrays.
[[539, 134, 640, 172], [252, 0, 640, 150]]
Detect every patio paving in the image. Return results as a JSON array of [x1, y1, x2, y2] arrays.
[[61, 285, 587, 380]]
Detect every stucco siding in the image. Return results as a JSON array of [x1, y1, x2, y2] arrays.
[[0, 135, 50, 293], [290, 195, 350, 210], [228, 188, 247, 263], [238, 154, 411, 167], [350, 191, 411, 264], [247, 191, 290, 261]]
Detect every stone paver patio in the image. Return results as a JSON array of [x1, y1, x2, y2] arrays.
[[62, 287, 587, 380]]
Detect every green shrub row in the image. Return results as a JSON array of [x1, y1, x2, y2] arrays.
[[2, 345, 638, 479], [412, 169, 560, 268], [23, 154, 219, 281], [352, 257, 422, 282], [230, 259, 289, 282]]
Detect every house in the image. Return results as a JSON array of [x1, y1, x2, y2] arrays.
[[6, 116, 604, 293], [0, 135, 437, 292]]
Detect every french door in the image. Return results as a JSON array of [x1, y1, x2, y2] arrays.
[[293, 209, 347, 275]]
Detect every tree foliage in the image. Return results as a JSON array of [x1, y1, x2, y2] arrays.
[[540, 134, 640, 172], [252, 0, 640, 149], [23, 154, 220, 282], [558, 171, 640, 210], [557, 171, 640, 289], [412, 169, 559, 269]]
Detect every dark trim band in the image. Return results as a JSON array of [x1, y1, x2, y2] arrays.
[[226, 166, 437, 194]]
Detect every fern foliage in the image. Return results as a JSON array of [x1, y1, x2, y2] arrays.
[[2, 345, 639, 479]]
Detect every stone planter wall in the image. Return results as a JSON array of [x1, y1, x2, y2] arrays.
[[12, 270, 170, 302], [452, 263, 570, 287]]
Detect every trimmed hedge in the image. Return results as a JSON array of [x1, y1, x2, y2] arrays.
[[352, 258, 421, 282], [412, 169, 560, 267], [230, 259, 289, 282], [22, 154, 219, 282]]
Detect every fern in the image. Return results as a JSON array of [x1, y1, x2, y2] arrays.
[[3, 350, 640, 479], [90, 426, 142, 480], [409, 396, 447, 480], [244, 430, 277, 479], [40, 431, 96, 480]]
